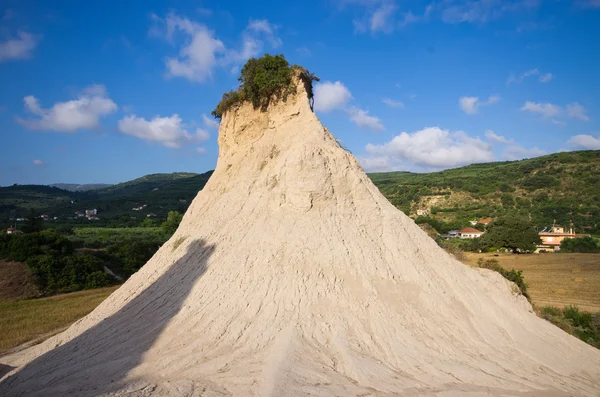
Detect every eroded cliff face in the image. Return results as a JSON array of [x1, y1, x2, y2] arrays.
[[1, 79, 600, 397]]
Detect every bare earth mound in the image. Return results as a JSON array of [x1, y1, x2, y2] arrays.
[[0, 260, 40, 300], [1, 79, 599, 396]]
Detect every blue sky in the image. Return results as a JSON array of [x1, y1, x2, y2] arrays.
[[1, 0, 599, 185]]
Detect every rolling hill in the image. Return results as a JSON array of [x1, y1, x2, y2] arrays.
[[370, 150, 600, 233], [0, 172, 212, 223], [1, 151, 599, 233], [49, 183, 113, 192]]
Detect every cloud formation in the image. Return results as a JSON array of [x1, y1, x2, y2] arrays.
[[313, 81, 352, 112], [382, 98, 404, 108], [459, 96, 499, 114], [0, 31, 41, 62], [362, 127, 493, 170], [502, 145, 546, 161], [151, 13, 281, 83], [18, 84, 117, 133], [118, 114, 209, 149], [521, 101, 589, 123], [32, 159, 45, 166], [507, 68, 553, 85], [348, 107, 384, 131], [485, 130, 514, 144], [568, 133, 600, 149], [202, 114, 220, 129]]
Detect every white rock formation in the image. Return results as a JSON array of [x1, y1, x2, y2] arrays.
[[1, 78, 599, 396]]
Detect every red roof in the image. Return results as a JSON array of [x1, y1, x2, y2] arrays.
[[459, 227, 483, 234], [7, 227, 15, 231], [479, 218, 493, 224]]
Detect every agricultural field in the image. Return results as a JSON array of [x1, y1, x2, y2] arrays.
[[0, 286, 118, 354], [463, 252, 600, 312]]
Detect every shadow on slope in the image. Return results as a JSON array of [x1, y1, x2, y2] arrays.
[[0, 239, 215, 397]]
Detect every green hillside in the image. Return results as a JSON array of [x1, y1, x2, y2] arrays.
[[49, 183, 113, 192], [1, 151, 599, 233], [370, 150, 600, 233], [0, 172, 212, 223]]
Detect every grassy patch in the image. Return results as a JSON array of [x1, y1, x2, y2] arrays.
[[538, 305, 600, 349], [0, 286, 117, 354], [477, 258, 529, 300], [464, 252, 600, 312], [172, 236, 187, 251]]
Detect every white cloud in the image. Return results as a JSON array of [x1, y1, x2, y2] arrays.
[[520, 101, 561, 118], [521, 101, 589, 124], [539, 73, 553, 83], [118, 114, 210, 148], [357, 155, 391, 172], [364, 127, 493, 169], [18, 85, 117, 133], [246, 19, 282, 48], [370, 3, 398, 33], [567, 133, 600, 149], [202, 114, 220, 129], [459, 96, 479, 114], [196, 147, 208, 154], [354, 2, 422, 33], [382, 98, 404, 108], [485, 130, 514, 144], [0, 31, 40, 62], [566, 102, 589, 121], [32, 159, 45, 166], [296, 47, 311, 56], [348, 107, 384, 131], [502, 145, 546, 161], [507, 68, 553, 85], [459, 96, 499, 114], [440, 0, 540, 24], [313, 81, 352, 112], [152, 13, 281, 83]]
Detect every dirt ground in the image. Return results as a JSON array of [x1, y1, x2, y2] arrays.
[[463, 252, 600, 312], [0, 260, 40, 300]]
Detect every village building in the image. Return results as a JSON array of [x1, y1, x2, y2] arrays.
[[416, 209, 429, 217], [536, 223, 589, 252], [458, 227, 484, 239], [7, 227, 15, 234]]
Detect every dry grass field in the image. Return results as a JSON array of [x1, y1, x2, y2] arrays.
[[463, 252, 600, 312], [0, 286, 118, 355]]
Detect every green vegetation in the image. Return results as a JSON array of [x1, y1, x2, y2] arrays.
[[369, 150, 600, 234], [0, 171, 212, 226], [540, 305, 600, 349], [477, 258, 529, 300], [0, 232, 113, 294], [161, 210, 183, 235], [0, 286, 117, 353], [211, 54, 319, 119], [476, 217, 541, 253], [560, 236, 600, 253]]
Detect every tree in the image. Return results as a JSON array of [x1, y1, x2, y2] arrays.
[[22, 209, 43, 234], [161, 211, 183, 235], [140, 218, 156, 228], [560, 236, 600, 253], [479, 216, 541, 253]]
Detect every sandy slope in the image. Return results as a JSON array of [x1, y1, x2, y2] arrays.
[[1, 79, 599, 397]]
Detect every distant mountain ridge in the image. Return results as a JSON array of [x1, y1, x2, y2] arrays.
[[1, 151, 599, 232], [49, 183, 113, 192]]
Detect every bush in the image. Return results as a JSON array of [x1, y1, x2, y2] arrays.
[[539, 305, 599, 349], [563, 305, 593, 329], [211, 54, 319, 119], [560, 236, 600, 253], [477, 258, 529, 300]]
